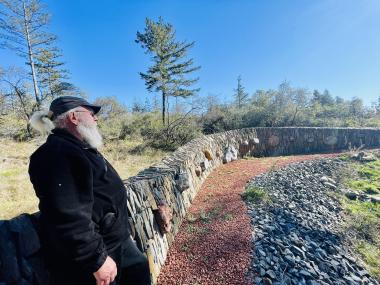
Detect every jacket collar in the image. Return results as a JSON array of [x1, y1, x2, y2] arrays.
[[50, 128, 92, 149]]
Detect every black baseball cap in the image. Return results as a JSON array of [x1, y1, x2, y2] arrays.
[[49, 96, 101, 120]]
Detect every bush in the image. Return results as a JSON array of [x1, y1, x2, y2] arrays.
[[0, 113, 29, 141], [120, 112, 201, 151], [200, 106, 244, 134], [144, 114, 202, 151], [242, 186, 270, 203], [94, 96, 129, 140], [119, 112, 161, 139]]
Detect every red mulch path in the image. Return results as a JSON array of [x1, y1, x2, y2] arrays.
[[157, 154, 339, 285]]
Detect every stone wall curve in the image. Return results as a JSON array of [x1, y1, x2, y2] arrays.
[[1, 127, 380, 284]]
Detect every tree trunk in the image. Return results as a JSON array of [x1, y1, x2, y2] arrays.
[[22, 0, 41, 108], [166, 96, 170, 126], [162, 92, 166, 125], [291, 108, 298, 126]]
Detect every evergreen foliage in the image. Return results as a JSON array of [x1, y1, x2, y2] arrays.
[[0, 0, 75, 108], [0, 0, 78, 137], [136, 17, 200, 125], [233, 75, 249, 109], [34, 48, 78, 100]]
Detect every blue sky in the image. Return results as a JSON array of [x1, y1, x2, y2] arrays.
[[2, 0, 380, 107]]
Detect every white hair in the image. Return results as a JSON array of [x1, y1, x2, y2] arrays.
[[29, 107, 82, 135], [29, 110, 55, 136], [29, 107, 103, 149], [53, 107, 82, 129]]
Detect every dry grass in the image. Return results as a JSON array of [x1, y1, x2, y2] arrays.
[[0, 138, 41, 220], [0, 137, 167, 220], [101, 138, 167, 180]]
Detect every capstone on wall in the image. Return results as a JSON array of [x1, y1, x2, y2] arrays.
[[1, 127, 380, 284]]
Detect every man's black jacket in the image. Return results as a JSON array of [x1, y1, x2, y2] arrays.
[[29, 128, 130, 273]]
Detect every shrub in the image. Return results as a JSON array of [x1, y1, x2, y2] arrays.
[[119, 112, 160, 139], [242, 186, 270, 203], [94, 96, 129, 140], [120, 112, 201, 151], [145, 114, 202, 151]]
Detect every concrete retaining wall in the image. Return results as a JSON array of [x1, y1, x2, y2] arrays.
[[1, 127, 380, 284]]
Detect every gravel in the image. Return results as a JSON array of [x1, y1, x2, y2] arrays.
[[157, 154, 339, 285], [247, 158, 379, 285]]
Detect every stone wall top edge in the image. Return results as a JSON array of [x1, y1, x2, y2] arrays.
[[215, 126, 380, 131], [124, 126, 380, 185]]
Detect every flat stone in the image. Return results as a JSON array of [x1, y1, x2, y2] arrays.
[[299, 269, 312, 278], [291, 245, 306, 259], [263, 277, 273, 285], [357, 269, 369, 277], [323, 182, 336, 189], [258, 249, 266, 257], [284, 255, 295, 265], [371, 196, 380, 203], [265, 269, 276, 279]]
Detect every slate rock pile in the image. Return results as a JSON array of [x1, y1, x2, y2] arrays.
[[246, 158, 379, 285]]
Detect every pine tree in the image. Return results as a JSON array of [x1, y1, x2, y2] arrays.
[[0, 0, 67, 109], [233, 75, 248, 109], [34, 47, 77, 100], [136, 17, 200, 124]]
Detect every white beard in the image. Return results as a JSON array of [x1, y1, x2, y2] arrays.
[[77, 122, 103, 149]]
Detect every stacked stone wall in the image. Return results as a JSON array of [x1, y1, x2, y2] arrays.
[[1, 127, 380, 284]]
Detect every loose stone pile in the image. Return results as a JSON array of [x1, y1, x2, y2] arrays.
[[247, 158, 379, 285]]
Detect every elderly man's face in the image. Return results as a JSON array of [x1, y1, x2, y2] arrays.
[[75, 107, 98, 126], [74, 107, 103, 148]]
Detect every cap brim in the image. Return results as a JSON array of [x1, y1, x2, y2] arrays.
[[83, 104, 101, 114]]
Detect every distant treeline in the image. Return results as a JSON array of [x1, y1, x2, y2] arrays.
[[91, 81, 380, 151], [200, 80, 380, 133]]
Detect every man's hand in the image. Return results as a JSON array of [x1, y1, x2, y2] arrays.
[[93, 256, 117, 285]]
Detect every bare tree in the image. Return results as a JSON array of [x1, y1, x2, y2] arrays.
[[0, 0, 60, 109], [0, 66, 34, 135]]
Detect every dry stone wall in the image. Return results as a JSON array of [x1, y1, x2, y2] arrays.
[[1, 127, 380, 284]]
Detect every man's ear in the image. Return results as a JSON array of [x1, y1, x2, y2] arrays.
[[68, 112, 80, 126]]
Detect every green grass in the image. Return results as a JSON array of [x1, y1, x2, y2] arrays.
[[185, 224, 197, 234], [185, 223, 210, 235], [346, 160, 380, 195], [180, 243, 190, 252], [344, 200, 380, 219], [341, 156, 380, 280], [356, 242, 380, 278], [343, 199, 380, 242], [342, 199, 380, 280], [222, 213, 234, 221], [186, 213, 198, 223], [338, 154, 351, 161], [349, 180, 379, 194], [199, 206, 222, 223], [242, 185, 270, 204]]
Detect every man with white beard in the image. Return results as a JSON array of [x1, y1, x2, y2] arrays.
[[28, 96, 151, 285]]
